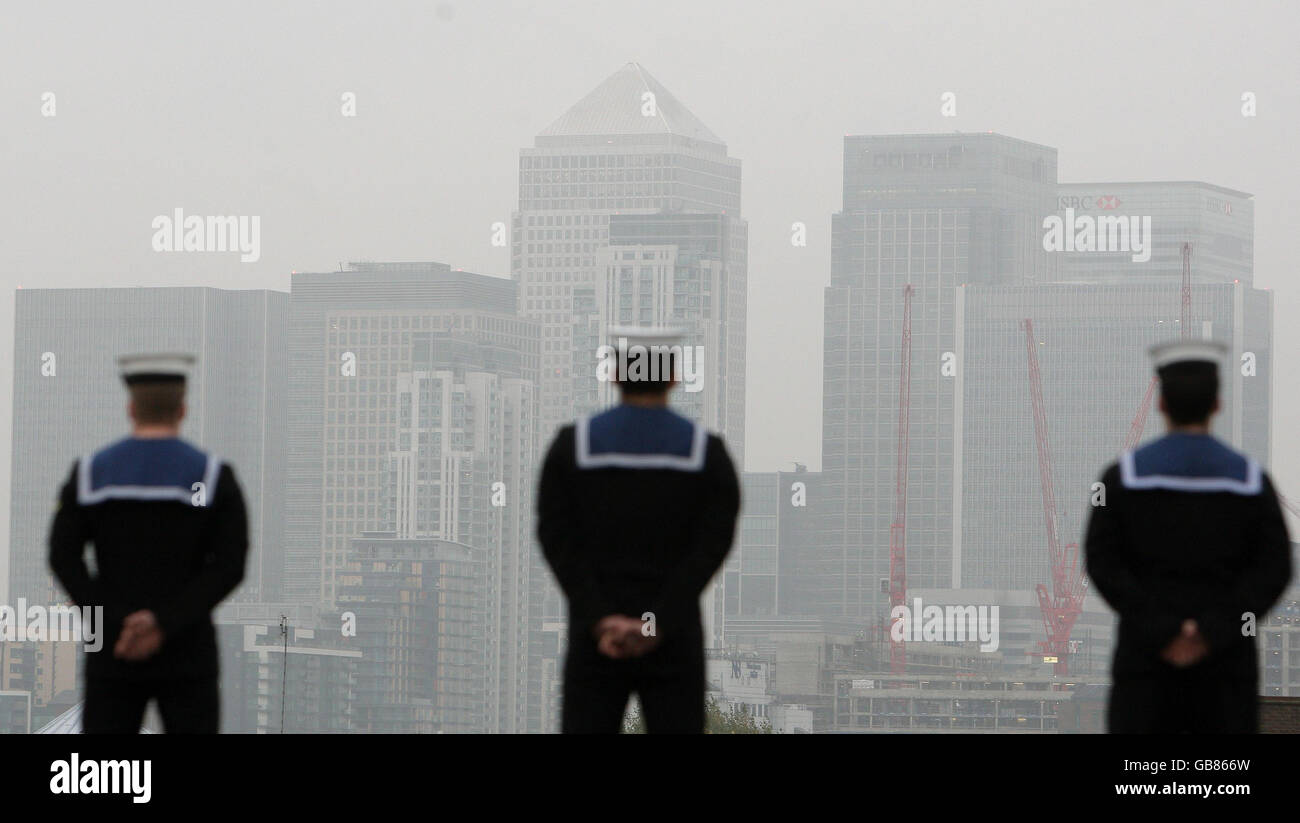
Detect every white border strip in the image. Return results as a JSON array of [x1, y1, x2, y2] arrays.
[[575, 415, 707, 471], [1120, 449, 1261, 495]]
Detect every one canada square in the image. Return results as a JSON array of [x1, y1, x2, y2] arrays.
[[513, 62, 746, 453], [514, 63, 748, 664]]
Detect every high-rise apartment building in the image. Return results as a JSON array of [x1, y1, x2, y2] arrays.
[[382, 341, 537, 732], [285, 261, 540, 732], [338, 536, 484, 733], [602, 212, 747, 450]]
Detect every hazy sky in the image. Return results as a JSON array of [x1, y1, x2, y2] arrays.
[[3, 0, 1299, 593]]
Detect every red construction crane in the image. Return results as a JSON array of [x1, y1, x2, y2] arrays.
[[888, 284, 914, 674], [1022, 244, 1197, 670], [1125, 378, 1157, 451], [1021, 319, 1088, 675]]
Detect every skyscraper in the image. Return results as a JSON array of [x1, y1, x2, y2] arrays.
[[285, 261, 540, 732], [1052, 182, 1253, 287], [956, 181, 1269, 645], [515, 64, 748, 664], [814, 135, 1271, 680], [818, 133, 1058, 620], [285, 262, 530, 601], [513, 62, 745, 444], [382, 339, 537, 732], [603, 212, 747, 450]]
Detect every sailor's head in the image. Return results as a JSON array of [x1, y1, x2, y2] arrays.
[[1150, 341, 1225, 428], [604, 325, 688, 400], [118, 353, 194, 427]]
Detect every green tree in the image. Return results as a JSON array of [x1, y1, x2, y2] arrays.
[[621, 701, 647, 734], [705, 696, 772, 734], [620, 696, 773, 733]]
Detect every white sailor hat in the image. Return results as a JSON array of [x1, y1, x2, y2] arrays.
[[607, 324, 689, 350], [1148, 340, 1227, 372], [118, 353, 195, 385]]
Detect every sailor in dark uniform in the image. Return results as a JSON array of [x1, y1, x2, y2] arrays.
[[1084, 341, 1291, 733], [48, 353, 248, 733], [538, 327, 740, 733]]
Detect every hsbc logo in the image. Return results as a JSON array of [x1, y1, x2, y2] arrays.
[[1057, 195, 1123, 210]]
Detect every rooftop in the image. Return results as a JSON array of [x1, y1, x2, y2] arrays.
[[539, 62, 724, 146]]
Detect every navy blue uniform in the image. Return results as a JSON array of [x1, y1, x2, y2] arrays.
[[48, 437, 248, 733], [1084, 433, 1291, 733], [538, 406, 740, 733]]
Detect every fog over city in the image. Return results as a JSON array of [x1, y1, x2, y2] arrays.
[[1, 0, 1298, 735]]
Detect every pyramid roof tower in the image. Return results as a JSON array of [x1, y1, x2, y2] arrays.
[[539, 63, 725, 146]]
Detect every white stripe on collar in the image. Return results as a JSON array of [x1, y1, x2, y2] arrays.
[[575, 415, 707, 472], [1119, 449, 1262, 495]]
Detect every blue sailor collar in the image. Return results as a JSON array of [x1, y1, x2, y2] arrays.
[[575, 406, 706, 472], [77, 437, 221, 506], [1120, 433, 1261, 495]]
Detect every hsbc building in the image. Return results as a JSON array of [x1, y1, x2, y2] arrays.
[[1053, 181, 1253, 287]]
